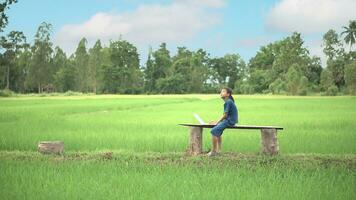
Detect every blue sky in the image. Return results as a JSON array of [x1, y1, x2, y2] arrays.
[[4, 0, 356, 66]]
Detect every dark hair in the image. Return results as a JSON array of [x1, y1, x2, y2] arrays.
[[222, 87, 235, 102]]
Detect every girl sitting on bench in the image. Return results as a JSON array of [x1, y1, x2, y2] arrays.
[[208, 87, 238, 156]]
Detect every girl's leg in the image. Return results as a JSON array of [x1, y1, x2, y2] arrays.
[[210, 120, 228, 155], [212, 136, 219, 153], [217, 136, 222, 152]]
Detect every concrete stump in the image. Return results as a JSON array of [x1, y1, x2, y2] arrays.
[[261, 129, 279, 155], [187, 127, 203, 155], [38, 141, 64, 155]]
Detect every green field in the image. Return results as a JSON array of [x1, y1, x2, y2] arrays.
[[1, 95, 355, 199]]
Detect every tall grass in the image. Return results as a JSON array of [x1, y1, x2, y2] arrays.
[[1, 95, 355, 199], [1, 95, 355, 154], [0, 151, 355, 200]]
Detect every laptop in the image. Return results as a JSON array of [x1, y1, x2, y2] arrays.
[[193, 113, 206, 125]]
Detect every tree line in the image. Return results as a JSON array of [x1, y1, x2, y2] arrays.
[[1, 1, 356, 95]]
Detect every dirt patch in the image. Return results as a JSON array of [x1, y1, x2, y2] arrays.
[[1, 151, 355, 169]]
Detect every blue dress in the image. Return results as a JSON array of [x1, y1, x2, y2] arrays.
[[210, 98, 238, 137]]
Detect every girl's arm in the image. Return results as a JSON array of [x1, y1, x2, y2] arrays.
[[209, 113, 228, 125]]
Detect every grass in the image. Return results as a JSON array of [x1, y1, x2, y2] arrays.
[[0, 94, 355, 153], [0, 151, 355, 200], [0, 94, 355, 199]]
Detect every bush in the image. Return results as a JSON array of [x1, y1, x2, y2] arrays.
[[345, 61, 356, 95], [64, 90, 84, 96], [269, 78, 286, 94], [326, 85, 338, 96], [0, 89, 15, 97], [298, 76, 308, 96]]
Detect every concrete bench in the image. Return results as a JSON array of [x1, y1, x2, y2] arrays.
[[178, 124, 283, 155]]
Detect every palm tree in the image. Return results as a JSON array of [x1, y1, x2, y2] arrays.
[[341, 20, 356, 52]]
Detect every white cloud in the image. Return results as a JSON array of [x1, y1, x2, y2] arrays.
[[266, 0, 356, 33], [175, 0, 226, 8], [54, 0, 225, 54]]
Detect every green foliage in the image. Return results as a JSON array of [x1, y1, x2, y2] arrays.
[[345, 61, 356, 94], [143, 43, 171, 93], [327, 58, 346, 89], [286, 65, 300, 95], [269, 78, 286, 94], [248, 32, 321, 95], [299, 76, 308, 96], [209, 53, 246, 90], [88, 40, 103, 93], [27, 22, 53, 93], [320, 68, 334, 91], [341, 20, 356, 52], [74, 38, 89, 92], [323, 29, 344, 60], [0, 31, 27, 90], [53, 60, 76, 92], [0, 0, 17, 32], [156, 73, 185, 94], [0, 16, 354, 96], [325, 85, 339, 96], [101, 39, 142, 94], [248, 69, 269, 93], [0, 88, 14, 96]]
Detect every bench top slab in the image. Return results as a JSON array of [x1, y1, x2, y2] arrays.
[[178, 123, 283, 130]]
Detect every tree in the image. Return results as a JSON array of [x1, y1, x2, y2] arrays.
[[74, 38, 89, 92], [143, 47, 155, 93], [27, 22, 53, 93], [14, 46, 31, 92], [190, 49, 210, 92], [341, 20, 356, 52], [154, 47, 211, 94], [248, 69, 269, 93], [209, 53, 245, 90], [153, 43, 172, 92], [327, 58, 346, 89], [52, 46, 76, 92], [53, 55, 76, 92], [248, 44, 275, 71], [248, 32, 317, 94], [299, 76, 308, 95], [52, 46, 67, 81], [143, 43, 172, 93], [223, 54, 246, 89], [286, 65, 301, 95], [305, 56, 322, 86], [268, 78, 286, 94], [102, 39, 142, 94], [344, 61, 356, 94], [272, 32, 310, 79], [320, 68, 334, 91], [248, 43, 279, 93], [170, 47, 193, 93], [0, 0, 17, 32], [88, 39, 102, 93], [156, 73, 185, 94], [153, 43, 171, 78], [323, 29, 344, 60], [285, 63, 310, 95], [0, 31, 27, 89]]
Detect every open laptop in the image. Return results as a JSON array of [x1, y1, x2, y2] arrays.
[[193, 113, 206, 125]]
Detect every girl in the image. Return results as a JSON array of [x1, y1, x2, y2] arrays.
[[207, 87, 238, 156]]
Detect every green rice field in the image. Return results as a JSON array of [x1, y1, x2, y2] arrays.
[[0, 94, 355, 199]]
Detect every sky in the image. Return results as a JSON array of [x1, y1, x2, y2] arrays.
[[4, 0, 356, 67]]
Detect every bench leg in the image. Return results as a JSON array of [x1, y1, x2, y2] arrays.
[[188, 127, 203, 155], [261, 128, 279, 155]]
